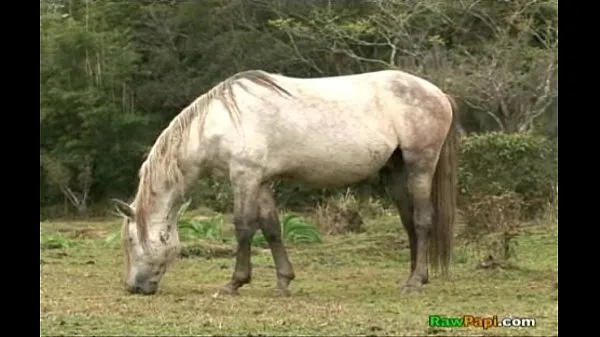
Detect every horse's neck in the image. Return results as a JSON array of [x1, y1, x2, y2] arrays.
[[178, 119, 205, 193], [148, 185, 183, 225]]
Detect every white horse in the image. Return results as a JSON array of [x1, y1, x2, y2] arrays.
[[113, 69, 458, 296]]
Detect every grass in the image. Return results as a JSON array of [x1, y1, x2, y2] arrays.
[[40, 211, 558, 336]]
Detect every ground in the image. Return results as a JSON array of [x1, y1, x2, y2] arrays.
[[40, 212, 558, 336]]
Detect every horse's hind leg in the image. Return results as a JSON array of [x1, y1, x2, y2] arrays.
[[400, 149, 438, 293], [380, 150, 428, 286], [257, 184, 295, 296], [218, 167, 261, 296]]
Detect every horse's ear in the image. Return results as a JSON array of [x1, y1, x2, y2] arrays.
[[177, 199, 192, 220], [111, 198, 135, 219]]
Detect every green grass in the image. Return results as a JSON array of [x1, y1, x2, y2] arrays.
[[40, 213, 558, 336]]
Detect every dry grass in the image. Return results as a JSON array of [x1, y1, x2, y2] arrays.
[[40, 212, 558, 336], [311, 190, 390, 235]]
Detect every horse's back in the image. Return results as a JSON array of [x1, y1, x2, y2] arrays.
[[207, 70, 452, 185], [271, 69, 444, 97], [266, 70, 452, 150]]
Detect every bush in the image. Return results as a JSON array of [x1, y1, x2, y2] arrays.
[[460, 192, 523, 265], [458, 132, 558, 219]]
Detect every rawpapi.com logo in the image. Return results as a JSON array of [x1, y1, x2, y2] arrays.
[[428, 314, 536, 329]]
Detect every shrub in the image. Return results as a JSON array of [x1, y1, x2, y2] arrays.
[[458, 132, 557, 219], [460, 192, 523, 266]]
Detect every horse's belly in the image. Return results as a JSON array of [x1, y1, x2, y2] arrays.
[[237, 98, 400, 185], [278, 138, 396, 186]]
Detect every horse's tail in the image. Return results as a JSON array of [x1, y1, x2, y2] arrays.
[[429, 94, 459, 276]]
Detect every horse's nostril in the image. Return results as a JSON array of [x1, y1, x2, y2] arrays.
[[127, 285, 142, 294], [127, 283, 157, 295]]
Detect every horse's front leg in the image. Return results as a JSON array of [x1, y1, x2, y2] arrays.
[[217, 169, 261, 296], [257, 184, 295, 296]]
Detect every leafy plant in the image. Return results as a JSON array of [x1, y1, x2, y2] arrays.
[[40, 232, 80, 250], [178, 199, 224, 241], [252, 214, 322, 247], [179, 217, 223, 241]]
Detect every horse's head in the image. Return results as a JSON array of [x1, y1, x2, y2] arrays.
[[112, 198, 181, 295]]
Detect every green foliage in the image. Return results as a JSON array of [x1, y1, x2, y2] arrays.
[[179, 217, 224, 242], [40, 232, 80, 250], [252, 214, 323, 247], [458, 132, 558, 218]]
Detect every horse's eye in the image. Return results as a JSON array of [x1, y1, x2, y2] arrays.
[[154, 263, 166, 276]]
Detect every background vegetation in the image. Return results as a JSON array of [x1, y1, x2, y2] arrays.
[[40, 0, 558, 217]]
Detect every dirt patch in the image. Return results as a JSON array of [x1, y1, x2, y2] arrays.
[[58, 228, 109, 239], [181, 243, 234, 259], [475, 255, 519, 270]]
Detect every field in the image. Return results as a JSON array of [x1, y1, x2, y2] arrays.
[[40, 210, 558, 336]]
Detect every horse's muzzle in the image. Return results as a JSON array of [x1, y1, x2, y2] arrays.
[[126, 280, 158, 295]]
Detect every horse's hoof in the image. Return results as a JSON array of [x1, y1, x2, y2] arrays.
[[212, 285, 238, 298], [274, 287, 291, 297], [401, 283, 423, 294]]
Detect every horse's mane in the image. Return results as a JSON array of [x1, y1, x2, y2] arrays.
[[133, 70, 292, 245]]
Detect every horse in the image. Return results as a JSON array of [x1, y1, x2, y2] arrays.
[[112, 69, 458, 296]]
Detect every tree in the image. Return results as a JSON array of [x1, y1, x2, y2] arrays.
[[266, 0, 558, 133], [40, 0, 148, 210]]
